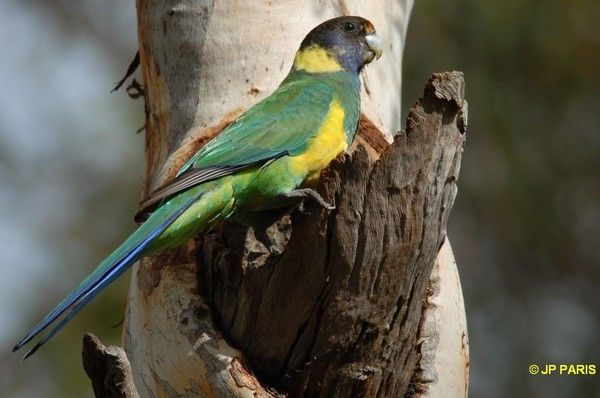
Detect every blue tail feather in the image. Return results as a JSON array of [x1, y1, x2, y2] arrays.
[[13, 193, 201, 358]]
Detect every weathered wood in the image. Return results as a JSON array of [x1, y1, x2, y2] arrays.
[[82, 333, 139, 398], [200, 72, 467, 396]]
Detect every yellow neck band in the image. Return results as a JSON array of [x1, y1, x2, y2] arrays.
[[293, 45, 343, 73]]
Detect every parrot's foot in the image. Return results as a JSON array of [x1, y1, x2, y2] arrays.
[[283, 188, 335, 210]]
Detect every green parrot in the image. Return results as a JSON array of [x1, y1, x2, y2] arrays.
[[14, 16, 383, 358]]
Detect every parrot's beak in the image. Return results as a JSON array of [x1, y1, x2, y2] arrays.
[[365, 33, 383, 60]]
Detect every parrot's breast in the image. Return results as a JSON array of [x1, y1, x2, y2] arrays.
[[289, 97, 347, 184]]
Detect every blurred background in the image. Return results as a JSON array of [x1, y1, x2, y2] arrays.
[[0, 1, 597, 397]]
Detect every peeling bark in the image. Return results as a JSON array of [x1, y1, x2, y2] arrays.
[[82, 2, 470, 397], [407, 239, 470, 397]]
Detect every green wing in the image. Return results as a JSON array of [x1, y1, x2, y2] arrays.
[[135, 72, 335, 220], [181, 74, 334, 172]]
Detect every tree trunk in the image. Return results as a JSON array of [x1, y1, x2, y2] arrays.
[[82, 1, 470, 397]]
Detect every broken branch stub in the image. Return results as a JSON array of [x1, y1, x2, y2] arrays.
[[82, 333, 139, 398]]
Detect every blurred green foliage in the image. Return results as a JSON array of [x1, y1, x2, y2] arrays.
[[403, 1, 599, 397]]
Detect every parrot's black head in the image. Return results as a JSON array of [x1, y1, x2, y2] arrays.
[[294, 16, 383, 75]]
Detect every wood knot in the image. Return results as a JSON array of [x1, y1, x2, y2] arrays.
[[248, 84, 261, 95]]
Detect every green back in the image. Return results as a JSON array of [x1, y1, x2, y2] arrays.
[[178, 69, 361, 176]]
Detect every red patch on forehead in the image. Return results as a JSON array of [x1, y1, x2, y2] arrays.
[[364, 21, 376, 33]]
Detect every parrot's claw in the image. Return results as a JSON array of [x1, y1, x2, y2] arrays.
[[284, 188, 335, 211]]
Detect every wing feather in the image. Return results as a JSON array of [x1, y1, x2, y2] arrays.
[[136, 71, 336, 221]]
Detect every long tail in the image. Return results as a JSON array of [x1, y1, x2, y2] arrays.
[[13, 192, 202, 359]]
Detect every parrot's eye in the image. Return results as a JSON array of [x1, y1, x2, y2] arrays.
[[343, 22, 356, 32]]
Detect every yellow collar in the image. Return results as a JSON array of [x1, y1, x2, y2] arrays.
[[293, 45, 343, 73]]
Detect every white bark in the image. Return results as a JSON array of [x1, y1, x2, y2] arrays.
[[414, 239, 470, 397]]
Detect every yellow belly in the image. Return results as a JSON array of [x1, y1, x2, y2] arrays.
[[289, 98, 347, 184]]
